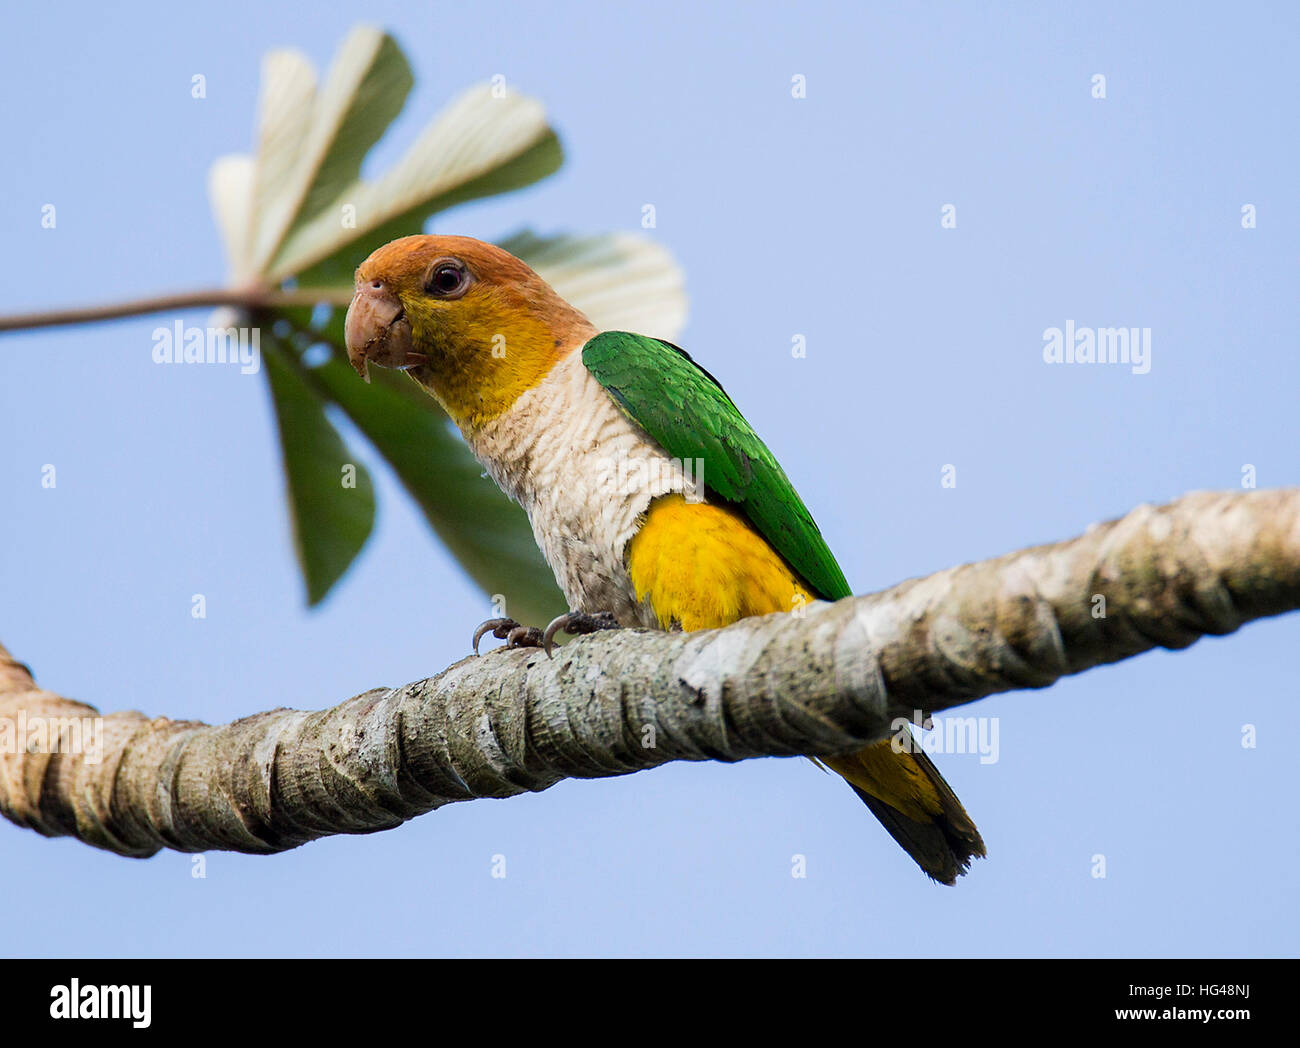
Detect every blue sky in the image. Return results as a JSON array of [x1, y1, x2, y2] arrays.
[[2, 1, 1297, 957]]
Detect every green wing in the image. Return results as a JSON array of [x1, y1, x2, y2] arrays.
[[582, 330, 851, 602]]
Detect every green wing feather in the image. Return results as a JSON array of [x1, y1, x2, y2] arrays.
[[582, 331, 851, 602]]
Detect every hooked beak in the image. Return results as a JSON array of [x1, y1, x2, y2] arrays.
[[344, 279, 426, 382]]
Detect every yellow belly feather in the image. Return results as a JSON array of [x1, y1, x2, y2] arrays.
[[627, 495, 812, 629], [626, 494, 944, 821]]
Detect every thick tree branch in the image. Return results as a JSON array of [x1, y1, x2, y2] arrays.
[[2, 488, 1296, 858]]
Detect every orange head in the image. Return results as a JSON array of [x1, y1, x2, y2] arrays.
[[344, 235, 595, 430]]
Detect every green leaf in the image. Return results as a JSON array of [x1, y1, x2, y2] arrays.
[[263, 338, 376, 605]]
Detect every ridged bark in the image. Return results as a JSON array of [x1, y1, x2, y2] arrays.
[[2, 488, 1296, 858]]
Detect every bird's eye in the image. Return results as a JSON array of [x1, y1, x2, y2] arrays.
[[426, 260, 470, 298]]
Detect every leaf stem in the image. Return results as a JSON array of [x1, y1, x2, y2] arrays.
[[0, 287, 354, 333]]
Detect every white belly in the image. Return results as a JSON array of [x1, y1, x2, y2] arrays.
[[464, 350, 696, 627]]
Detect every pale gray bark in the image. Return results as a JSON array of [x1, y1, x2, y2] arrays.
[[2, 488, 1296, 858]]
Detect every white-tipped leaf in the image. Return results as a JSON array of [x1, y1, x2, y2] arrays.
[[505, 230, 689, 342], [271, 83, 560, 282], [248, 48, 318, 271], [253, 25, 413, 274], [207, 155, 256, 283]]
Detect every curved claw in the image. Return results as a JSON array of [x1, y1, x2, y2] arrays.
[[542, 610, 622, 658], [541, 616, 568, 659], [472, 617, 516, 655]]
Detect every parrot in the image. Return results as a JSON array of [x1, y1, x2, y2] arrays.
[[343, 234, 986, 883]]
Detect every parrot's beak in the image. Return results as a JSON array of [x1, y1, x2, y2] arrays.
[[344, 279, 425, 383]]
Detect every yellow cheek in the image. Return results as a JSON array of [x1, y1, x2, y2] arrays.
[[405, 303, 564, 428], [627, 494, 814, 631]]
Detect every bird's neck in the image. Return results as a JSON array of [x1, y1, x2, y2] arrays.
[[408, 306, 596, 433]]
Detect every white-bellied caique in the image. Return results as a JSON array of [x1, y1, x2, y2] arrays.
[[344, 234, 985, 883]]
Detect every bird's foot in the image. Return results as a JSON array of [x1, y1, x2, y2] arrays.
[[471, 618, 544, 655], [541, 610, 621, 657], [473, 610, 622, 658]]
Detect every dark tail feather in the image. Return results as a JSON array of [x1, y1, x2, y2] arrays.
[[844, 748, 986, 886]]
